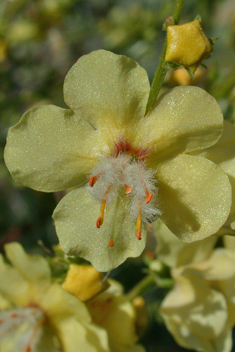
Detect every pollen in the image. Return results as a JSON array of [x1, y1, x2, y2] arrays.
[[88, 144, 161, 243]]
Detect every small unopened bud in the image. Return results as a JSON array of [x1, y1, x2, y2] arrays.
[[62, 264, 109, 302], [165, 20, 212, 72]]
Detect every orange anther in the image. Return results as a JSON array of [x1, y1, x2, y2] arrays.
[[136, 230, 142, 240], [109, 240, 114, 247], [89, 176, 97, 187], [11, 313, 17, 318], [124, 184, 132, 194], [145, 192, 153, 203], [96, 218, 102, 228]]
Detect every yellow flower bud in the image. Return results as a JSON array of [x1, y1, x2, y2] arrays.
[[165, 20, 212, 72], [170, 67, 205, 86], [62, 264, 109, 301]]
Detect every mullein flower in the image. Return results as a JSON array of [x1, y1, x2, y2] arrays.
[[160, 248, 235, 352], [87, 279, 145, 352], [0, 242, 109, 352], [4, 50, 232, 271]]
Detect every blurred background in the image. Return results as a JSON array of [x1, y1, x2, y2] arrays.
[[1, 0, 235, 351]]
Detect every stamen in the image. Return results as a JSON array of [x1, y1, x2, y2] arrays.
[[89, 176, 97, 187], [96, 199, 106, 228], [109, 240, 114, 247], [135, 206, 142, 240], [124, 184, 132, 194]]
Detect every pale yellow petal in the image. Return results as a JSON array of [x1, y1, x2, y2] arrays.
[[161, 272, 228, 340], [54, 318, 109, 352], [88, 288, 137, 348], [191, 121, 235, 224], [154, 219, 218, 267], [40, 283, 91, 322], [4, 105, 105, 192], [4, 242, 50, 287], [53, 186, 147, 272], [64, 50, 150, 129], [134, 86, 223, 164], [156, 154, 231, 242], [0, 254, 30, 306]]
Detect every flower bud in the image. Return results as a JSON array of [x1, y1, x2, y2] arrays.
[[62, 264, 109, 301], [165, 20, 212, 72]]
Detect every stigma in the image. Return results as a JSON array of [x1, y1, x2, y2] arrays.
[[88, 145, 161, 247]]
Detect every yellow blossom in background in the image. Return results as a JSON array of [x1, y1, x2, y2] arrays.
[[4, 49, 233, 271], [160, 249, 235, 352], [0, 242, 109, 352], [165, 20, 212, 72], [154, 219, 218, 268], [87, 279, 145, 352]]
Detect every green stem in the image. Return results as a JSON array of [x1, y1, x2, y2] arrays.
[[145, 0, 186, 115], [126, 274, 156, 301]]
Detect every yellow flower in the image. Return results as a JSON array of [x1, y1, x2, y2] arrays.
[[165, 20, 212, 72], [161, 248, 235, 352], [0, 242, 109, 352], [87, 279, 145, 352], [4, 50, 232, 271]]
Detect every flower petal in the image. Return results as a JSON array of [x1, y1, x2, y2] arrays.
[[4, 105, 104, 192], [161, 272, 228, 352], [64, 50, 150, 129], [54, 318, 109, 352], [156, 154, 232, 242], [134, 86, 223, 164], [190, 121, 235, 224], [154, 219, 218, 268], [0, 254, 30, 306], [53, 186, 147, 272], [4, 242, 50, 286], [41, 283, 91, 322]]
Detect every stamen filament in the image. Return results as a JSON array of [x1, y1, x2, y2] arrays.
[[96, 199, 106, 228], [135, 206, 142, 240]]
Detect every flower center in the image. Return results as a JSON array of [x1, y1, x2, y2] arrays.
[[0, 306, 45, 352], [88, 143, 161, 247]]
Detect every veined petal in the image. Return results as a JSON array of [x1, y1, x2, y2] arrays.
[[53, 186, 147, 272], [190, 121, 235, 224], [156, 154, 231, 242], [64, 50, 150, 130], [134, 86, 223, 164], [4, 105, 108, 192], [4, 242, 50, 287]]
